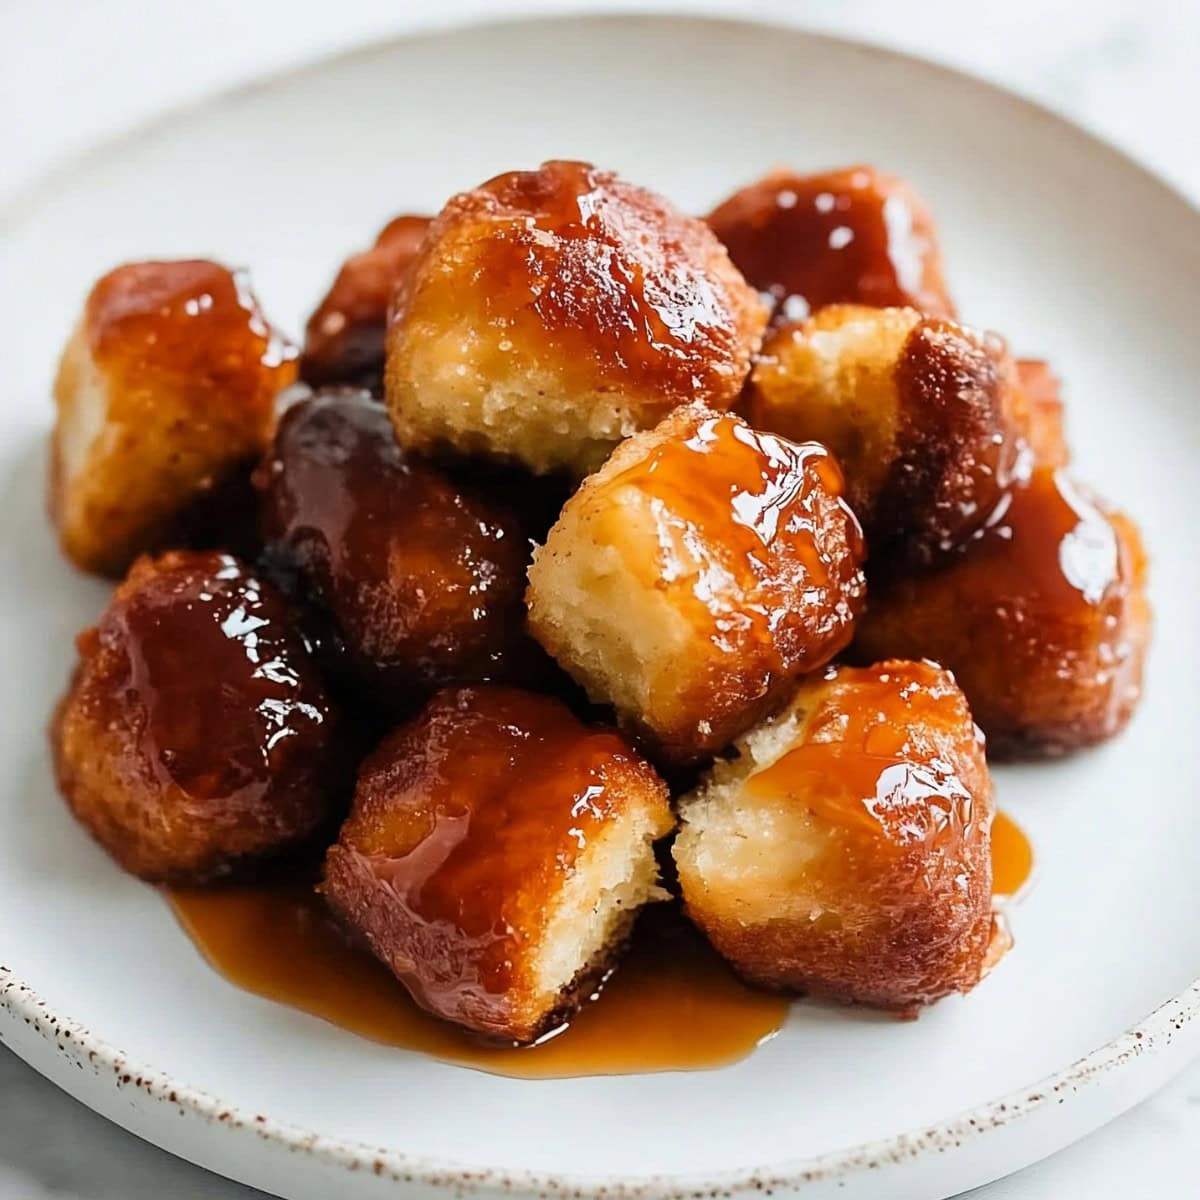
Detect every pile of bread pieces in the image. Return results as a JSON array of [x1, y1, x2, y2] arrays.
[[49, 161, 1150, 1042]]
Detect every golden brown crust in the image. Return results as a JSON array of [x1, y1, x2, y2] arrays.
[[300, 215, 431, 390], [51, 260, 296, 577], [386, 160, 767, 475], [258, 388, 551, 707], [322, 686, 672, 1041], [748, 305, 1030, 565], [52, 551, 344, 882], [527, 404, 866, 763], [707, 166, 954, 322], [1017, 358, 1070, 468], [853, 469, 1151, 756], [675, 660, 995, 1012]]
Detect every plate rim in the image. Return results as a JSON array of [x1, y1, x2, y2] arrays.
[[3, 8, 1199, 1197]]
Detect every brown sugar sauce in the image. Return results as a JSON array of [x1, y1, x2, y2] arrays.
[[167, 877, 788, 1078], [991, 810, 1034, 899]]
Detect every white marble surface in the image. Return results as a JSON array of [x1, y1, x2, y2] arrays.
[[1, 1, 1197, 1197]]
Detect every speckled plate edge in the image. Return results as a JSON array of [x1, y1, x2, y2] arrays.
[[2, 10, 1199, 1199]]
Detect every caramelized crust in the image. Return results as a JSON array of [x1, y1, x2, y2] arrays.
[[748, 305, 1030, 564], [707, 166, 954, 323], [674, 661, 996, 1012], [853, 468, 1150, 756], [258, 388, 555, 708], [1017, 358, 1070, 468], [52, 551, 343, 882], [51, 260, 296, 576], [527, 404, 866, 763], [323, 686, 674, 1041], [386, 160, 767, 475], [300, 215, 431, 391]]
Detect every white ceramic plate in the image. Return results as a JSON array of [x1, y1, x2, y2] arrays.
[[1, 13, 1198, 1200]]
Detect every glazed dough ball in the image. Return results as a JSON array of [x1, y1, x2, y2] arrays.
[[300, 214, 431, 391], [707, 165, 955, 322], [385, 160, 768, 476], [527, 404, 866, 763], [53, 551, 344, 882], [748, 305, 1030, 564], [51, 260, 296, 577], [323, 686, 674, 1042], [258, 387, 547, 708], [853, 467, 1150, 757], [674, 660, 996, 1013]]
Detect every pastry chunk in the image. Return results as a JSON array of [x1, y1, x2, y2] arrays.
[[853, 467, 1150, 756], [674, 660, 996, 1013], [707, 166, 954, 322], [385, 160, 767, 476], [258, 388, 542, 706], [748, 305, 1030, 564], [323, 686, 674, 1042], [527, 404, 865, 762], [300, 215, 431, 390], [51, 260, 297, 576], [53, 551, 343, 882], [1018, 358, 1069, 468]]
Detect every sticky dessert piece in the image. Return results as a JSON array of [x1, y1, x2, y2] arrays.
[[385, 160, 767, 476], [51, 260, 297, 576], [527, 404, 866, 763], [674, 660, 996, 1012], [707, 166, 954, 323], [748, 305, 1030, 565], [323, 686, 674, 1042], [52, 551, 343, 883], [300, 215, 431, 391], [1017, 358, 1069, 468], [853, 467, 1150, 756], [258, 388, 548, 707]]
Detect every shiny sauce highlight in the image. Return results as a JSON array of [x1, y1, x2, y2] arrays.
[[167, 877, 788, 1078]]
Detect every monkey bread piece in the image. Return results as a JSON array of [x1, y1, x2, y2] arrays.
[[673, 660, 996, 1013], [385, 160, 768, 476], [527, 404, 866, 763], [51, 260, 297, 577], [853, 467, 1151, 757], [258, 388, 543, 708], [52, 551, 343, 883], [707, 166, 955, 323], [323, 686, 674, 1042], [300, 215, 431, 391], [748, 305, 1031, 565], [1017, 358, 1070, 468]]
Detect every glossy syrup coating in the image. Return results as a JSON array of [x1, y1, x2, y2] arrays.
[[51, 260, 297, 576], [300, 215, 431, 391], [853, 467, 1151, 756], [386, 160, 768, 476], [322, 686, 674, 1042], [52, 551, 344, 883], [748, 305, 1031, 566], [707, 166, 955, 324], [527, 403, 866, 763], [258, 388, 545, 709], [674, 660, 996, 1013]]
